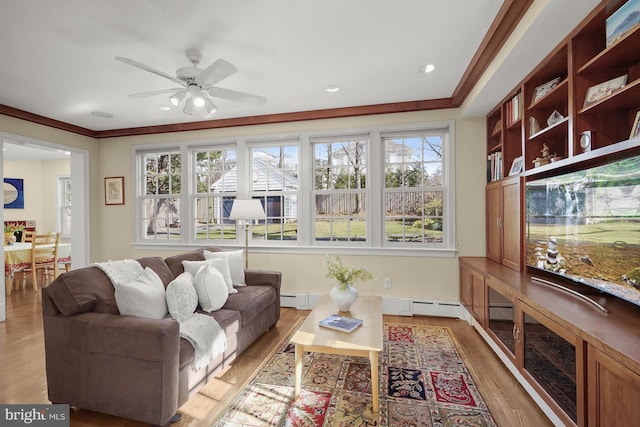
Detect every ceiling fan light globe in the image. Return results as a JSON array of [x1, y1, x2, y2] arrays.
[[183, 98, 195, 115], [193, 94, 206, 108], [169, 90, 187, 107], [203, 97, 217, 117]]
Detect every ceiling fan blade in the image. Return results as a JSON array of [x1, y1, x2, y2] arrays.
[[209, 87, 267, 105], [115, 56, 184, 85], [127, 88, 184, 98], [197, 59, 238, 87]]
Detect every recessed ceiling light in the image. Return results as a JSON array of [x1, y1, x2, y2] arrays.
[[326, 85, 340, 93], [419, 64, 435, 74], [91, 111, 114, 118], [158, 105, 171, 111]]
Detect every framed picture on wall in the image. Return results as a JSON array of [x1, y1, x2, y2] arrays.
[[4, 178, 24, 209], [104, 176, 125, 205]]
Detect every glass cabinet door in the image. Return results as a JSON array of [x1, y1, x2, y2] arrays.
[[487, 286, 516, 360], [521, 310, 579, 425]]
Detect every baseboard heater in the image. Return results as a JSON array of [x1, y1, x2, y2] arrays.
[[411, 300, 461, 318]]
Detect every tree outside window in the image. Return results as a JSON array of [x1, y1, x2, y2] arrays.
[[313, 138, 368, 242], [384, 134, 444, 243]]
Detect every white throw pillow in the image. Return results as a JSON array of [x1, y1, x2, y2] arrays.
[[204, 249, 246, 286], [114, 267, 167, 319], [194, 265, 229, 312], [165, 272, 198, 322], [182, 258, 235, 294]]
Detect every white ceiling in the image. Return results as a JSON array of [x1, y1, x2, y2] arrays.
[[0, 0, 601, 134]]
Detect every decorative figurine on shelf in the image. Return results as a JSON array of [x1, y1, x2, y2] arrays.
[[532, 143, 552, 167], [541, 143, 550, 159]]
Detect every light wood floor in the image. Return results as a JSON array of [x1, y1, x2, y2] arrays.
[[1, 281, 553, 427]]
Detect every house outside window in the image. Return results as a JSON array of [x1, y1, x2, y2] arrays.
[[194, 147, 237, 240], [250, 142, 299, 241]]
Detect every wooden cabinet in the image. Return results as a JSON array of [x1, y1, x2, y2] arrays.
[[459, 264, 485, 326], [487, 0, 640, 177], [486, 177, 521, 271], [587, 345, 640, 427], [459, 257, 640, 427]]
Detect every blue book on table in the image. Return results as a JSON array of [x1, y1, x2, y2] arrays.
[[318, 314, 363, 333]]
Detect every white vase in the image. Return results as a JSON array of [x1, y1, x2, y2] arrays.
[[329, 284, 359, 311]]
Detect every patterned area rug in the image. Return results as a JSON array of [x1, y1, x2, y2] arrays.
[[214, 323, 497, 426]]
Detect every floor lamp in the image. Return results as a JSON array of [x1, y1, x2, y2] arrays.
[[229, 199, 265, 269]]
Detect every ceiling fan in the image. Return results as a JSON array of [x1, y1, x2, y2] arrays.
[[115, 49, 266, 119]]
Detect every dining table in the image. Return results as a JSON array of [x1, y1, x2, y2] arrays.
[[4, 242, 71, 295]]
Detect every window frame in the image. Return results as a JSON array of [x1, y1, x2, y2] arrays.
[[132, 121, 456, 257]]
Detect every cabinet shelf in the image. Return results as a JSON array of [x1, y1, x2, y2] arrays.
[[528, 116, 569, 141], [577, 25, 640, 76], [578, 77, 640, 114], [528, 79, 568, 111]]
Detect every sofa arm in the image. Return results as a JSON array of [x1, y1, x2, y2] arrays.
[[244, 269, 282, 290], [85, 313, 179, 361], [43, 312, 181, 426]]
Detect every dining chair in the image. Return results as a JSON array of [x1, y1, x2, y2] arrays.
[[22, 230, 35, 243], [26, 232, 60, 290]]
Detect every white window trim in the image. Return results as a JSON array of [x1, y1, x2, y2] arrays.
[[132, 121, 456, 257]]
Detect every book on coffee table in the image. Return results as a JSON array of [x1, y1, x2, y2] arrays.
[[318, 314, 363, 333]]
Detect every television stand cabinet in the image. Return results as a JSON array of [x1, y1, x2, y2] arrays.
[[459, 256, 640, 427]]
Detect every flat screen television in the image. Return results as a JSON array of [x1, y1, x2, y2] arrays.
[[525, 153, 640, 307]]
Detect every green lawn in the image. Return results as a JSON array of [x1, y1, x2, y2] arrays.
[[193, 220, 443, 241]]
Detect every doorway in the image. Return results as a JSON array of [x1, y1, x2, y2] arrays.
[[0, 134, 90, 321]]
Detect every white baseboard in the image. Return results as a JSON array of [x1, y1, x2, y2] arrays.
[[280, 293, 463, 318]]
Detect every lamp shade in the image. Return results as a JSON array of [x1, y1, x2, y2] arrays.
[[229, 199, 265, 221]]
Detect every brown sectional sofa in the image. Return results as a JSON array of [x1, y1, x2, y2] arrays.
[[41, 247, 281, 426]]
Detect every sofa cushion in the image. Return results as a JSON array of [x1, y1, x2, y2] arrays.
[[164, 247, 222, 277], [182, 259, 236, 294], [166, 272, 198, 322], [222, 285, 276, 326], [194, 265, 228, 312], [114, 267, 168, 319], [138, 257, 174, 287], [46, 266, 118, 316], [204, 249, 246, 286]]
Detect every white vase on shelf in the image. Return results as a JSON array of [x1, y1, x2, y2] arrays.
[[329, 284, 359, 312]]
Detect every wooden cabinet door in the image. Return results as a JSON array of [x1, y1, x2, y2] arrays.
[[459, 264, 485, 327], [587, 345, 640, 427], [501, 178, 521, 271], [486, 181, 502, 263], [470, 269, 486, 327], [459, 265, 473, 311]]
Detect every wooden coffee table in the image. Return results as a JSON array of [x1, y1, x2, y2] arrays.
[[290, 294, 383, 412]]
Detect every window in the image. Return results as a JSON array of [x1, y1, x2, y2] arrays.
[[193, 147, 237, 240], [250, 142, 299, 241], [383, 132, 445, 245], [312, 137, 368, 242], [58, 176, 72, 238], [134, 121, 454, 254], [140, 150, 182, 240]]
